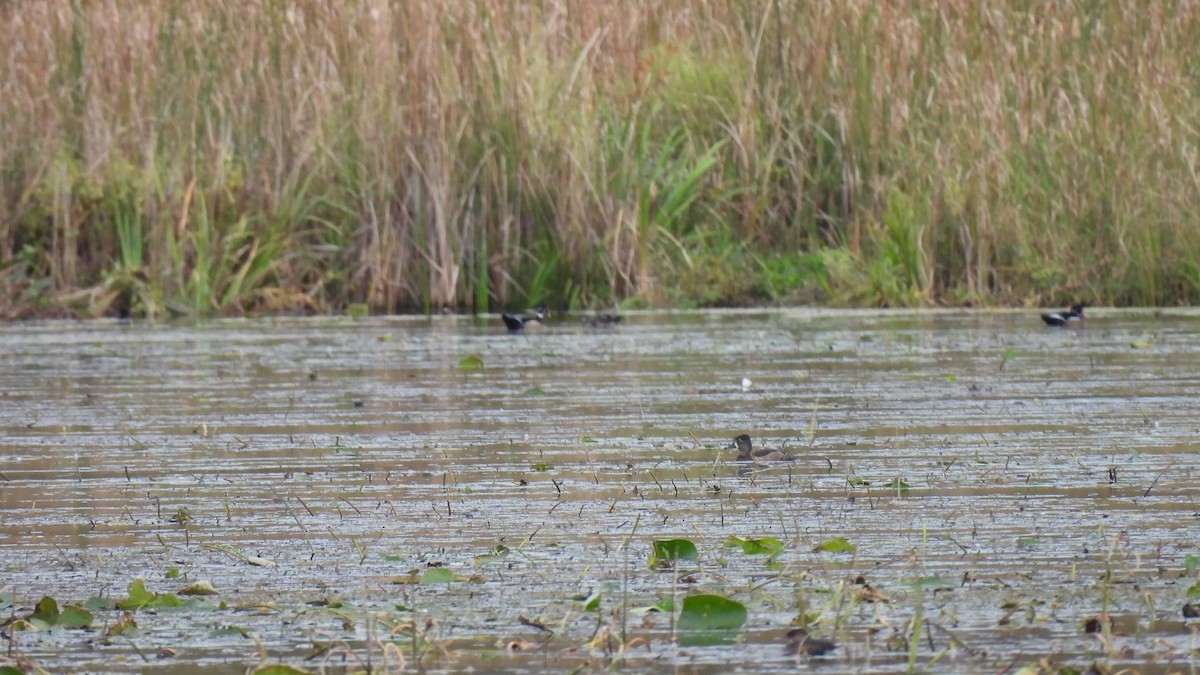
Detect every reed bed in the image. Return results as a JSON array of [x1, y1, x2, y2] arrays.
[[2, 0, 1199, 318]]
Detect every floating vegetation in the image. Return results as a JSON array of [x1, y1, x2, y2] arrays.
[[814, 537, 856, 554], [723, 535, 784, 555], [117, 579, 184, 612], [649, 539, 699, 569], [5, 596, 94, 631], [676, 594, 747, 646], [458, 354, 485, 371]]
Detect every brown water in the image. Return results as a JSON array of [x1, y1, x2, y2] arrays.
[[1, 309, 1199, 673]]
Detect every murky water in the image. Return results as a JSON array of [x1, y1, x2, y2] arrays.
[[2, 309, 1199, 673]]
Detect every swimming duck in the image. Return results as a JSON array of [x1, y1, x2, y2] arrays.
[[501, 305, 549, 332], [785, 628, 837, 657], [580, 313, 622, 328], [1040, 303, 1085, 327], [729, 434, 794, 463]]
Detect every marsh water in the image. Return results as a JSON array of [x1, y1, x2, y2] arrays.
[[2, 309, 1199, 673]]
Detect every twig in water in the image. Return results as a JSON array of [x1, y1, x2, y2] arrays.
[[1144, 462, 1175, 498]]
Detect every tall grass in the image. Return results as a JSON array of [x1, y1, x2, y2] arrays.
[[2, 1, 1200, 317]]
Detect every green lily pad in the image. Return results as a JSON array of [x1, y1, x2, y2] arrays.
[[581, 591, 602, 611], [911, 575, 955, 590], [815, 537, 855, 554], [83, 596, 117, 612], [252, 666, 314, 675], [724, 535, 784, 555], [525, 386, 546, 396], [884, 478, 912, 493], [118, 578, 182, 611], [458, 355, 484, 371], [58, 605, 94, 629], [676, 594, 747, 645], [649, 539, 699, 568], [419, 568, 456, 584], [30, 596, 59, 627]]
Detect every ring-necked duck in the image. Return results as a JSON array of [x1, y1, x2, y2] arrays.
[[729, 434, 794, 463], [502, 305, 549, 332], [1040, 303, 1085, 327], [580, 313, 622, 328], [785, 628, 837, 657]]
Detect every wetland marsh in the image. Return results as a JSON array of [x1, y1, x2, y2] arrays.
[[1, 309, 1199, 673]]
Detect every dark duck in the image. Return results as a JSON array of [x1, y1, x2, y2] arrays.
[[1040, 303, 1085, 327], [729, 434, 794, 463], [502, 305, 549, 332], [580, 313, 622, 328]]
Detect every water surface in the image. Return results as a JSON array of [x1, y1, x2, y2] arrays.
[[2, 309, 1199, 672]]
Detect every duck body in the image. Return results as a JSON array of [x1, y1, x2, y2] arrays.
[[785, 628, 836, 657], [580, 313, 622, 328], [729, 434, 794, 463], [502, 305, 549, 332], [1040, 303, 1085, 327]]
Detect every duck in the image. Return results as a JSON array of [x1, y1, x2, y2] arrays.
[[580, 313, 622, 328], [729, 434, 794, 463], [1040, 303, 1085, 327], [501, 305, 549, 332], [785, 627, 837, 657]]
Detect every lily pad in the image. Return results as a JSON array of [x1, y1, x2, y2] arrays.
[[676, 594, 747, 645], [815, 537, 855, 554], [252, 666, 314, 675], [884, 478, 912, 493], [58, 605, 94, 629], [23, 596, 92, 630], [29, 596, 59, 628], [458, 355, 484, 371], [911, 575, 955, 590], [419, 568, 456, 584], [724, 535, 784, 555], [649, 539, 699, 568], [118, 579, 182, 611], [581, 591, 602, 611]]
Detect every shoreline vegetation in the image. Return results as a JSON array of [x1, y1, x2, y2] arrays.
[[2, 2, 1200, 319]]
